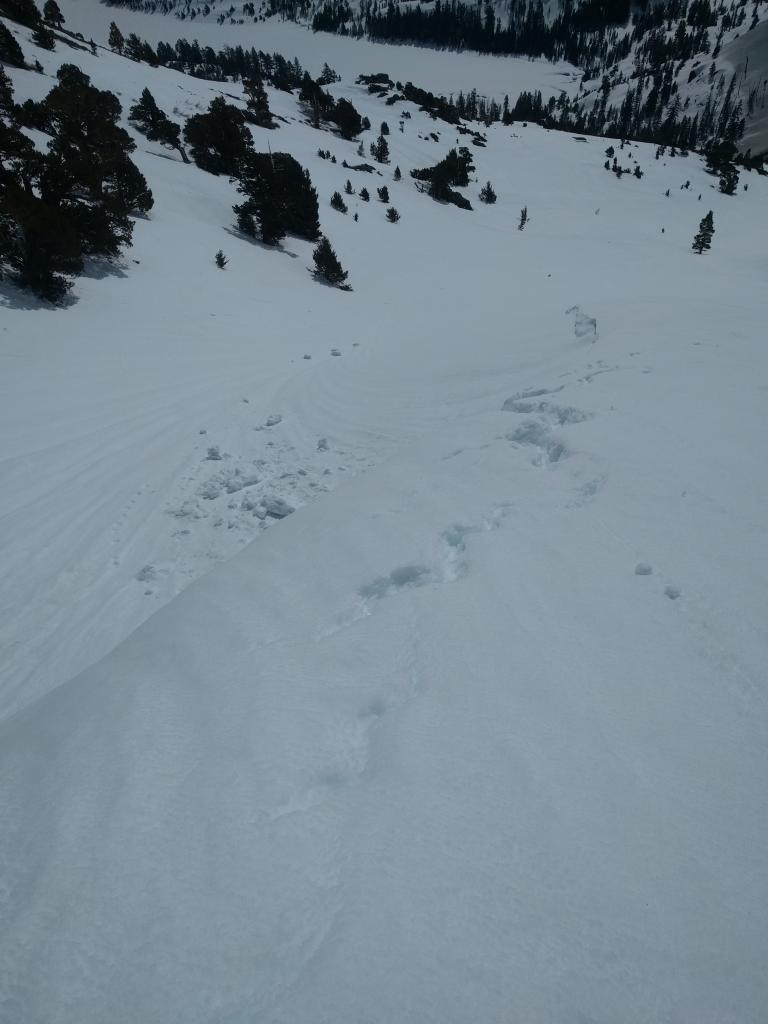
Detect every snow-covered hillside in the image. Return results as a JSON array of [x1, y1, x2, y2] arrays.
[[1, 7, 768, 1023]]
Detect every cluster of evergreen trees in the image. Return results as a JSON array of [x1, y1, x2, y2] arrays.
[[107, 28, 365, 142], [96, 0, 765, 164], [235, 152, 320, 245], [0, 0, 67, 60], [503, 69, 749, 155], [101, 8, 761, 161], [312, 0, 753, 80], [298, 72, 362, 137], [411, 147, 475, 209], [183, 96, 254, 175], [1, 64, 153, 300], [173, 93, 323, 249], [107, 29, 309, 91]]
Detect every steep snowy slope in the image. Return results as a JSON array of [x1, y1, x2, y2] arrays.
[[0, 16, 578, 717], [1, 12, 768, 1024], [720, 18, 768, 154]]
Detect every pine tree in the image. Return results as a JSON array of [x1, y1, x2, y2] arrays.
[[214, 249, 228, 268], [719, 164, 739, 195], [318, 62, 339, 85], [393, 165, 401, 181], [42, 64, 153, 255], [479, 180, 497, 203], [108, 22, 124, 53], [330, 190, 348, 213], [1, 0, 41, 28], [344, 179, 353, 195], [0, 190, 82, 301], [184, 97, 252, 176], [518, 206, 528, 230], [0, 21, 26, 66], [377, 185, 389, 202], [359, 187, 370, 202], [371, 134, 389, 163], [312, 236, 349, 287], [386, 206, 400, 222], [1, 60, 154, 301], [0, 80, 43, 193], [299, 72, 333, 130], [692, 210, 714, 253], [129, 86, 159, 129], [130, 88, 188, 162], [331, 98, 363, 140], [0, 65, 13, 115], [380, 121, 389, 135], [234, 152, 319, 246], [242, 75, 274, 129], [42, 0, 62, 26]]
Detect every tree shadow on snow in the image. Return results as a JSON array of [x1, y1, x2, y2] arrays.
[[223, 226, 300, 259], [0, 277, 78, 312], [79, 258, 128, 281]]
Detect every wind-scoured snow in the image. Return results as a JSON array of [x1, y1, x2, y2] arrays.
[[1, 10, 768, 1023]]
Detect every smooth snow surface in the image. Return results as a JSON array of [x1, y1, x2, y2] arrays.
[[1, 12, 768, 1024]]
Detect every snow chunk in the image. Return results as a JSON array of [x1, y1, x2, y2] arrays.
[[566, 305, 598, 342], [262, 496, 295, 519]]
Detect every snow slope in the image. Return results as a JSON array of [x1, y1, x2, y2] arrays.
[[720, 18, 768, 156], [1, 15, 768, 1024]]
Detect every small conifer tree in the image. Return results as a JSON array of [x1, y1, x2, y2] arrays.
[[386, 206, 400, 222], [344, 179, 353, 195], [479, 181, 497, 204], [214, 249, 228, 268], [518, 206, 528, 230], [377, 185, 389, 203], [370, 134, 389, 163], [330, 191, 348, 213], [719, 165, 739, 195], [42, 0, 62, 25], [242, 75, 274, 129], [318, 62, 339, 85], [108, 21, 124, 53], [359, 187, 370, 202], [31, 22, 55, 49], [312, 236, 349, 287], [0, 22, 26, 66], [393, 165, 401, 181], [692, 210, 714, 254]]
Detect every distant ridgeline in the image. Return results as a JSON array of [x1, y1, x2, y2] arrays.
[[96, 0, 767, 158]]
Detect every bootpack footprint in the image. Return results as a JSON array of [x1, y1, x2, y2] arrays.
[[506, 419, 569, 466]]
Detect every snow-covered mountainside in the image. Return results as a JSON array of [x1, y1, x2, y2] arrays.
[[92, 0, 768, 155], [1, 3, 768, 1022]]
